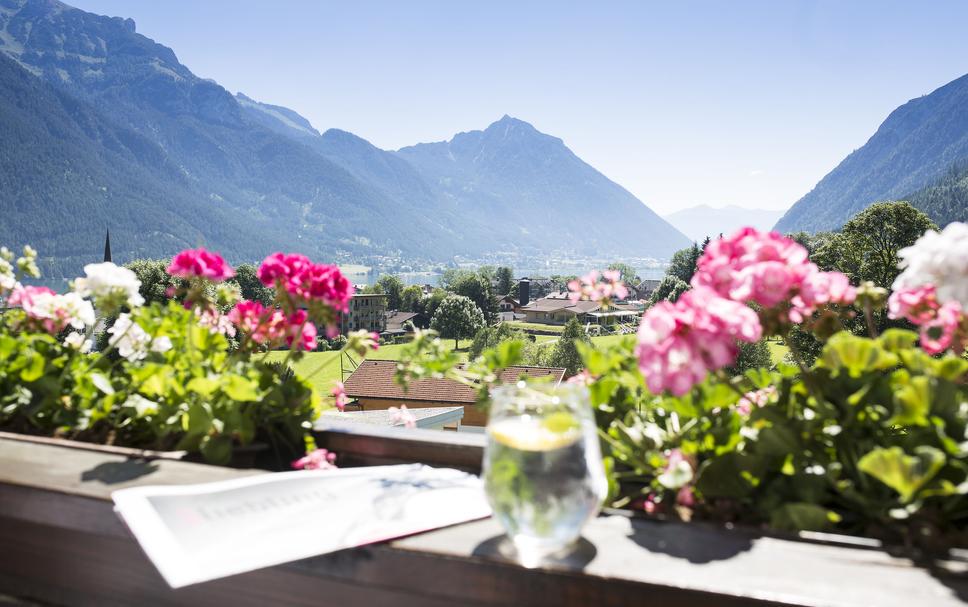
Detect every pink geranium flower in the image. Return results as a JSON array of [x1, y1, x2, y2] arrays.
[[636, 287, 762, 396], [167, 248, 234, 282], [693, 228, 854, 324], [227, 300, 288, 345], [568, 269, 629, 306], [331, 381, 350, 411], [8, 285, 95, 334], [888, 285, 940, 324], [292, 448, 337, 470], [919, 301, 963, 355], [257, 253, 354, 312], [389, 405, 417, 428]]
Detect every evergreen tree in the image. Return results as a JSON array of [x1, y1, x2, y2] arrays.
[[546, 318, 591, 376], [495, 266, 514, 296]]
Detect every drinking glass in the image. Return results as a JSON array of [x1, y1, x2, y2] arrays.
[[483, 381, 607, 566]]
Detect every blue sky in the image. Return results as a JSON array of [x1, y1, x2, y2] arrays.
[[69, 1, 968, 214]]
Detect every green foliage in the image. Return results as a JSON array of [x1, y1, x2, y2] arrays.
[[607, 263, 639, 285], [431, 295, 485, 348], [400, 285, 423, 313], [449, 272, 498, 322], [545, 318, 591, 376], [812, 201, 937, 288], [374, 275, 405, 310], [495, 266, 514, 296], [231, 263, 275, 307], [667, 243, 701, 284], [126, 259, 180, 306], [0, 302, 321, 466], [725, 339, 773, 375], [647, 275, 689, 306], [590, 330, 968, 549], [470, 323, 527, 360], [415, 288, 449, 327], [906, 162, 968, 227]]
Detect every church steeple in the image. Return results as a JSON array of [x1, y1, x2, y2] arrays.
[[103, 229, 112, 263]]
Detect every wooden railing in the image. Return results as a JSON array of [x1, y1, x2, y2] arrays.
[[0, 431, 966, 606]]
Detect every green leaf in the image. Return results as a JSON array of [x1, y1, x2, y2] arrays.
[[199, 434, 233, 465], [221, 375, 260, 402], [757, 424, 799, 458], [186, 376, 219, 397], [183, 402, 213, 436], [858, 446, 945, 503], [19, 352, 44, 382], [878, 329, 918, 353], [818, 332, 898, 378], [695, 453, 761, 499], [770, 503, 841, 532], [89, 372, 115, 395], [891, 375, 931, 426], [933, 356, 968, 382]]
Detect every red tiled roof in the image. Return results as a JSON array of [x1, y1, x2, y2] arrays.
[[343, 360, 566, 404]]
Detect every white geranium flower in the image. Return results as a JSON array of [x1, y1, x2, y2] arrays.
[[894, 222, 968, 308], [107, 314, 172, 361], [74, 262, 145, 308], [107, 313, 152, 361], [64, 331, 93, 353], [0, 258, 15, 292], [123, 394, 158, 416], [56, 292, 96, 330], [150, 335, 173, 353]]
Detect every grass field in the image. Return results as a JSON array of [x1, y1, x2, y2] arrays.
[[265, 339, 473, 403], [502, 321, 565, 334]]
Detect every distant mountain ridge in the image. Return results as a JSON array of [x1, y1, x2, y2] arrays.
[[663, 204, 785, 243], [775, 72, 968, 233], [0, 0, 688, 277]]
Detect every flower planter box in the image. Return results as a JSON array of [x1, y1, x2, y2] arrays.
[[0, 431, 269, 469], [0, 433, 966, 607]]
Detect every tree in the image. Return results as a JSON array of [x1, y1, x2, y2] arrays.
[[451, 272, 498, 322], [375, 274, 404, 310], [231, 263, 274, 306], [400, 285, 423, 312], [495, 266, 514, 296], [548, 275, 577, 294], [125, 259, 178, 305], [431, 295, 485, 348], [477, 265, 497, 282], [647, 276, 689, 306], [667, 244, 701, 284], [416, 288, 449, 326], [812, 201, 936, 288], [725, 339, 773, 376], [546, 318, 591, 376], [469, 322, 525, 359], [607, 262, 639, 285], [439, 268, 477, 290]]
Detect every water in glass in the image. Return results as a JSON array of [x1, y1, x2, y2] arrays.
[[483, 381, 607, 566]]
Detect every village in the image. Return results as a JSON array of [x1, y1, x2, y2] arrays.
[[329, 275, 662, 433]]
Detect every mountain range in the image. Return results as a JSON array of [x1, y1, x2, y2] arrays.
[[0, 0, 689, 278], [663, 205, 785, 243], [775, 72, 968, 233]]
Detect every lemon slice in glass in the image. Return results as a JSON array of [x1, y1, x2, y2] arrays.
[[489, 414, 581, 452]]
